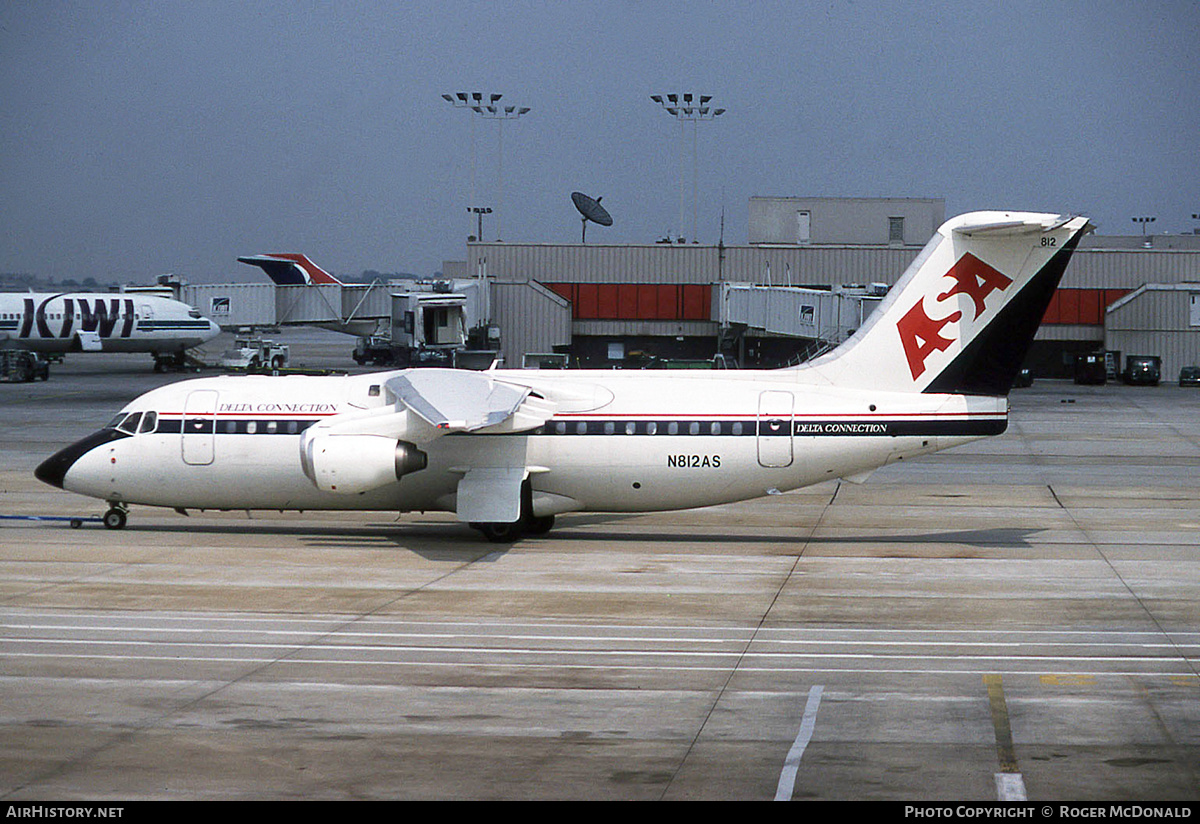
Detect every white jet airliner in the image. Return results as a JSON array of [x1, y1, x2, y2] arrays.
[[0, 291, 221, 370], [37, 211, 1091, 540]]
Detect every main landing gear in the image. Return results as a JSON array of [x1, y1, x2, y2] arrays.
[[471, 514, 555, 544], [469, 481, 555, 543], [103, 504, 128, 530]]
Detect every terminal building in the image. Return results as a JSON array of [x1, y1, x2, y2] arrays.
[[175, 196, 1200, 381], [447, 196, 1200, 379]]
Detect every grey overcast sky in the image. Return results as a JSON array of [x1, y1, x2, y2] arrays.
[[1, 1, 1197, 282]]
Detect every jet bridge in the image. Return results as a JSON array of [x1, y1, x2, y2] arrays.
[[718, 282, 887, 350], [179, 280, 484, 335]]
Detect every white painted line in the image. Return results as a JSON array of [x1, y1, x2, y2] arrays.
[[774, 684, 824, 802], [995, 772, 1027, 801]]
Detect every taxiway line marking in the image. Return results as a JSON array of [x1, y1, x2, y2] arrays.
[[985, 674, 1027, 801], [775, 684, 824, 802]]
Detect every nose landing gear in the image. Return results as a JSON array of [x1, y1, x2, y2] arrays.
[[103, 504, 128, 530]]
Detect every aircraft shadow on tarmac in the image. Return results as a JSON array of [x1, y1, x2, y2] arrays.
[[121, 517, 1043, 558], [546, 526, 1043, 549]]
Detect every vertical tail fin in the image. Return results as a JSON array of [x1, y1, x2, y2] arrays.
[[802, 211, 1092, 395], [237, 254, 344, 285]]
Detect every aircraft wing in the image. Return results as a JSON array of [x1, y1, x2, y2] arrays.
[[303, 369, 598, 521], [384, 369, 550, 434], [383, 369, 564, 524]]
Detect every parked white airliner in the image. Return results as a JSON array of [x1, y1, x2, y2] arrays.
[[0, 291, 221, 370], [37, 212, 1091, 540]]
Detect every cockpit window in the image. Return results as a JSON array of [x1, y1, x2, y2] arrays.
[[116, 412, 143, 434], [138, 411, 158, 434]]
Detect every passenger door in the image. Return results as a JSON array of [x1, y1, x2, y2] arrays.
[[182, 389, 218, 465], [757, 390, 794, 468]]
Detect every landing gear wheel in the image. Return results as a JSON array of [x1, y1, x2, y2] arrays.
[[103, 507, 127, 530], [474, 522, 524, 543], [525, 514, 555, 536]]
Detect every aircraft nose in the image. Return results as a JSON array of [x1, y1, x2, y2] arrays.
[[35, 447, 76, 489], [35, 429, 128, 489]]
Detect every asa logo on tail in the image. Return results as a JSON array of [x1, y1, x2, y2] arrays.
[[896, 253, 1013, 380]]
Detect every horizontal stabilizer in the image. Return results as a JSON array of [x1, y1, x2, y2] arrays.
[[951, 214, 1080, 237]]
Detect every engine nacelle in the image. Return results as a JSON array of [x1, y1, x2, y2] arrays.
[[300, 433, 427, 494]]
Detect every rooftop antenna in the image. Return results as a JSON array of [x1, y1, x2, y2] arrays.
[[719, 195, 725, 246], [571, 191, 613, 243]]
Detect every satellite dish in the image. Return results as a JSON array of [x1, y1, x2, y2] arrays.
[[571, 191, 613, 243]]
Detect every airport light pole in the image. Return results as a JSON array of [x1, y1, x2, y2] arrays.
[[1131, 216, 1156, 235], [472, 103, 531, 241], [650, 93, 725, 242], [469, 207, 493, 243], [442, 92, 503, 240]]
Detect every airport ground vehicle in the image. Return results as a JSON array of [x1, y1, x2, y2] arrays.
[[1122, 355, 1161, 386], [1179, 366, 1200, 387], [1, 350, 50, 382], [219, 338, 289, 371], [352, 335, 398, 366], [1074, 353, 1107, 385]]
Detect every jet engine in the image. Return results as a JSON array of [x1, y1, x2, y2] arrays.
[[300, 433, 427, 494]]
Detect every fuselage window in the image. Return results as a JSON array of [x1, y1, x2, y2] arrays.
[[287, 420, 299, 435], [646, 422, 657, 435], [688, 422, 700, 436], [246, 421, 257, 434]]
